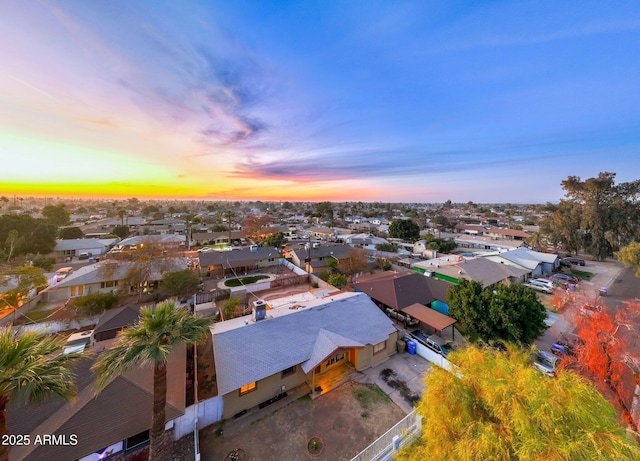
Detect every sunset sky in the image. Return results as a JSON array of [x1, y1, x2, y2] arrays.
[[1, 1, 639, 203]]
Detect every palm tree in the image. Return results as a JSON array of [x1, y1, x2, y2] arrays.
[[0, 327, 81, 461], [0, 197, 8, 211], [92, 301, 212, 461]]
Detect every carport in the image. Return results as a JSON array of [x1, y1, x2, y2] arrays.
[[401, 303, 457, 340]]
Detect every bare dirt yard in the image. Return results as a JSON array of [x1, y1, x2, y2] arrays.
[[199, 382, 405, 461]]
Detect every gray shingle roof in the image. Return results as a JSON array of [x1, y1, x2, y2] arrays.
[[301, 329, 364, 373], [212, 293, 395, 395], [198, 247, 278, 266]]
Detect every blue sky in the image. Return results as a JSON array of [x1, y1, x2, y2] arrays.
[[1, 0, 639, 202]]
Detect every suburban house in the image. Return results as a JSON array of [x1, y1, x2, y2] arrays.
[[45, 257, 189, 302], [141, 218, 187, 235], [303, 226, 337, 241], [53, 238, 120, 260], [454, 223, 488, 235], [485, 247, 560, 277], [99, 216, 147, 232], [287, 244, 353, 272], [198, 247, 280, 277], [415, 256, 530, 288], [354, 271, 451, 316], [211, 292, 398, 420], [483, 227, 531, 241], [8, 345, 186, 461], [191, 231, 247, 247], [343, 233, 389, 250], [111, 234, 186, 252]]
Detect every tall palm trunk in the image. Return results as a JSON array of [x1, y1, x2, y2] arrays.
[[0, 394, 9, 461], [149, 363, 167, 461]]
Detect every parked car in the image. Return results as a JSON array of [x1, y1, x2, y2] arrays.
[[78, 252, 92, 260], [529, 278, 554, 290], [532, 350, 559, 377], [561, 257, 586, 266], [523, 281, 553, 294], [197, 247, 213, 253], [553, 332, 582, 356], [409, 330, 451, 357], [550, 273, 579, 284]]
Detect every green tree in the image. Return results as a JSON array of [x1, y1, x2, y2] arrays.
[[32, 255, 56, 271], [0, 265, 47, 308], [264, 231, 285, 248], [41, 204, 70, 227], [0, 327, 81, 461], [447, 280, 547, 344], [327, 273, 347, 289], [162, 269, 200, 299], [375, 242, 398, 252], [397, 346, 640, 461], [617, 242, 640, 277], [92, 301, 211, 461], [59, 226, 84, 240], [0, 215, 57, 256], [389, 219, 420, 241], [67, 292, 120, 317], [314, 201, 334, 221], [111, 225, 130, 239], [4, 230, 23, 262], [222, 296, 242, 320]]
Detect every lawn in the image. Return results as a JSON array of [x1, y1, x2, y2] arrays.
[[571, 269, 594, 280], [224, 275, 270, 287]]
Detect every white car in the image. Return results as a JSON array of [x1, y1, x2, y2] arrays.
[[523, 281, 553, 294], [197, 247, 213, 253], [529, 278, 554, 290]]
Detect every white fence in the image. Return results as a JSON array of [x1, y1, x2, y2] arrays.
[[173, 395, 224, 440], [412, 340, 456, 372], [350, 410, 422, 461]]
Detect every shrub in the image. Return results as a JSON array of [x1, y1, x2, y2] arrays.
[[67, 292, 119, 317], [32, 255, 56, 271]]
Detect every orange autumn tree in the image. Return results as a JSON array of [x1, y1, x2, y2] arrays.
[[569, 294, 640, 427]]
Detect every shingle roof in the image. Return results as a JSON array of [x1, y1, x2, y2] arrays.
[[488, 247, 556, 270], [8, 346, 185, 461], [93, 305, 142, 334], [54, 258, 188, 288], [301, 329, 364, 373], [54, 239, 114, 252], [212, 293, 395, 395], [435, 258, 530, 287], [118, 234, 185, 246], [354, 272, 437, 310], [198, 247, 278, 266]]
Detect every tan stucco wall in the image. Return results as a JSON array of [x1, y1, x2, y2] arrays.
[[222, 365, 308, 419], [221, 331, 398, 420], [354, 331, 398, 370]]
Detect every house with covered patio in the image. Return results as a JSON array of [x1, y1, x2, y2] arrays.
[[211, 292, 397, 419]]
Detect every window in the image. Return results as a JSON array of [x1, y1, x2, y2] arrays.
[[373, 341, 386, 354], [125, 430, 149, 450], [325, 353, 345, 367], [100, 280, 117, 288], [281, 366, 296, 378], [239, 381, 257, 396], [70, 285, 84, 297]]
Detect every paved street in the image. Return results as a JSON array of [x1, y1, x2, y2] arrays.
[[534, 258, 626, 353]]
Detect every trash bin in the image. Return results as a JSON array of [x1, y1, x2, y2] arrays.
[[568, 283, 575, 291], [406, 340, 416, 355], [396, 340, 406, 354], [599, 287, 608, 296], [88, 257, 95, 263]]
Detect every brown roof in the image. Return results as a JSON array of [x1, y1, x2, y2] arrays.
[[93, 305, 142, 335], [355, 272, 435, 310], [9, 345, 186, 461], [402, 303, 457, 331]]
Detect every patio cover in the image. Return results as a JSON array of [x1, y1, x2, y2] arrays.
[[402, 303, 457, 331]]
